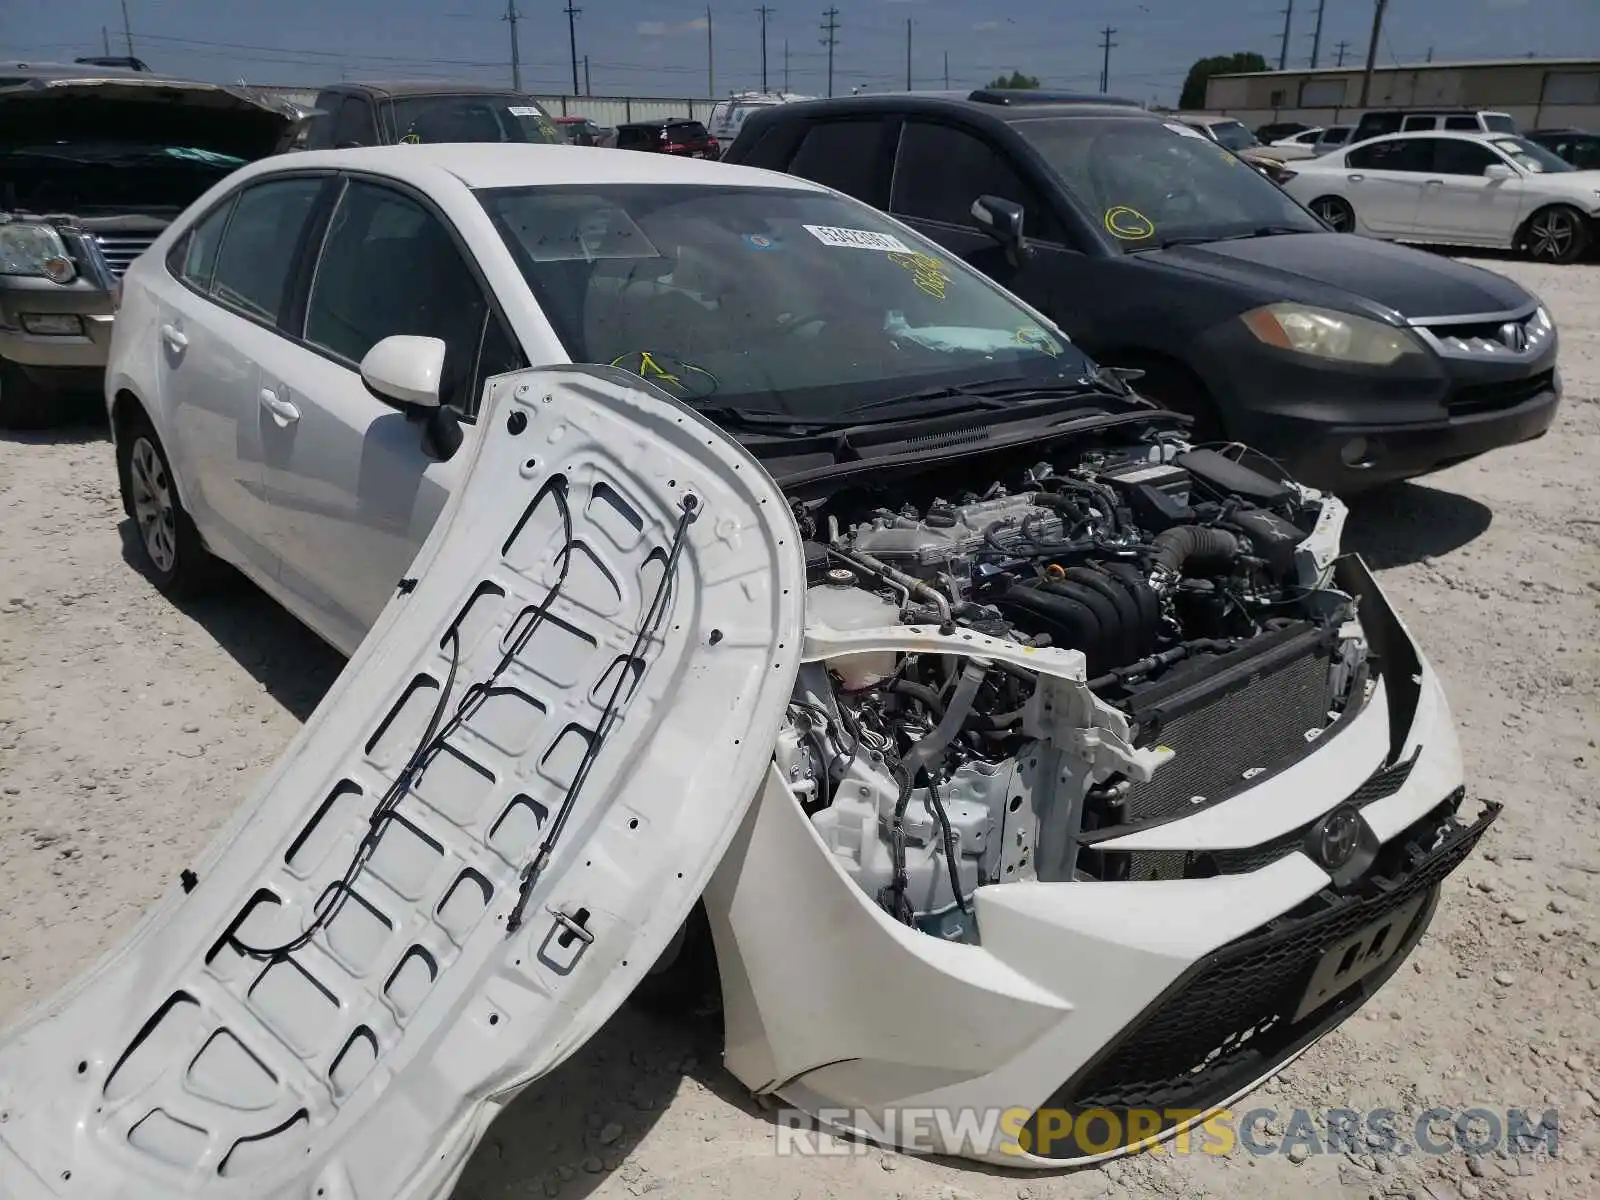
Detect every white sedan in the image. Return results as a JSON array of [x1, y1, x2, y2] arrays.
[[0, 144, 1485, 1193], [1256, 126, 1325, 161], [1281, 129, 1600, 262]]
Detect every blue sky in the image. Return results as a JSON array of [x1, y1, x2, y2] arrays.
[[3, 0, 1595, 104]]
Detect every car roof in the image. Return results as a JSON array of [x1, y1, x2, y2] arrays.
[[1529, 127, 1588, 135], [1360, 129, 1508, 142], [618, 116, 703, 128], [737, 91, 1147, 127], [0, 60, 185, 83], [248, 142, 826, 192], [332, 80, 537, 98]]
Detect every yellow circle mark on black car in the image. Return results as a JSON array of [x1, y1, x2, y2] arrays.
[[1103, 206, 1154, 240]]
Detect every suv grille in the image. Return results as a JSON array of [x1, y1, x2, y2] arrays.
[[1023, 793, 1498, 1158], [1446, 369, 1555, 418], [94, 234, 158, 279]]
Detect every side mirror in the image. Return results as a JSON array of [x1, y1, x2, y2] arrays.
[[970, 195, 1028, 267], [360, 334, 446, 409], [1483, 162, 1515, 181]]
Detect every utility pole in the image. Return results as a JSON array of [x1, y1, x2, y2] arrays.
[[707, 7, 714, 100], [1425, 46, 1434, 62], [757, 6, 772, 93], [905, 19, 912, 91], [1358, 0, 1387, 108], [784, 39, 790, 91], [101, 26, 111, 56], [120, 0, 134, 56], [1097, 26, 1116, 93], [1334, 39, 1350, 67], [564, 1, 582, 96], [503, 0, 522, 91], [1277, 0, 1294, 72], [820, 7, 839, 99], [943, 49, 949, 89], [584, 55, 591, 94], [1308, 0, 1325, 68]]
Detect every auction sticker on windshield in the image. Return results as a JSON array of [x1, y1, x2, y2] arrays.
[[803, 225, 913, 253], [508, 106, 542, 116]]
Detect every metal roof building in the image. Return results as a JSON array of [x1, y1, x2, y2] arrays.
[[1204, 57, 1600, 131]]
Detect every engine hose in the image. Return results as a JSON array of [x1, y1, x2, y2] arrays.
[[883, 678, 945, 717], [1151, 525, 1241, 579], [923, 769, 970, 914]]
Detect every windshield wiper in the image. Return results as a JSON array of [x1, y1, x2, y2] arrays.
[[834, 375, 1131, 421]]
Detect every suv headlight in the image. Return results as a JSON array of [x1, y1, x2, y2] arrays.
[[1240, 302, 1422, 366], [0, 221, 77, 282]]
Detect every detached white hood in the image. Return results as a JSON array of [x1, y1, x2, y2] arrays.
[[0, 365, 804, 1198]]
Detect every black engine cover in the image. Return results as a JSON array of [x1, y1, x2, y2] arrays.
[[998, 564, 1160, 677]]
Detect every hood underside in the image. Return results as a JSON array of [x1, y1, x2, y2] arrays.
[[0, 77, 298, 161]]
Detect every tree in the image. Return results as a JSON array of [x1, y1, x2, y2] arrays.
[[986, 71, 1041, 90], [1179, 52, 1267, 110]]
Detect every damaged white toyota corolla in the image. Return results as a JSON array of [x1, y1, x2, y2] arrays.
[[0, 145, 1492, 1194]]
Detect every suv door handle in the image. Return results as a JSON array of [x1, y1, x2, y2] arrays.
[[159, 323, 188, 350], [259, 387, 300, 425]]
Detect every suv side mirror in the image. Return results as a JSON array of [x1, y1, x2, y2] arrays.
[[361, 335, 445, 408], [1483, 162, 1515, 181], [970, 195, 1028, 266]]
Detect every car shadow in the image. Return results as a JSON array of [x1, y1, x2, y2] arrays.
[[0, 404, 108, 445], [115, 517, 345, 721], [1342, 481, 1493, 568]]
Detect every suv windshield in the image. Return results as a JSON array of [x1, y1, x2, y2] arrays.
[[1012, 117, 1323, 252], [388, 94, 561, 144], [477, 183, 1094, 419], [1490, 136, 1572, 174], [1483, 113, 1517, 134], [1210, 120, 1259, 151]]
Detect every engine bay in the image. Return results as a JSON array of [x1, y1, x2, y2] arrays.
[[779, 435, 1372, 941]]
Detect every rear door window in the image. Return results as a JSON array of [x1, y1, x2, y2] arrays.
[[785, 119, 895, 207], [1444, 116, 1480, 131], [891, 120, 1052, 237], [1346, 138, 1433, 171], [207, 178, 326, 325], [1431, 139, 1502, 175], [167, 196, 236, 290]]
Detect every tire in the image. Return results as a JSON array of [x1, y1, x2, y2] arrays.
[[627, 900, 721, 1018], [115, 415, 218, 597], [0, 356, 65, 430], [1120, 357, 1226, 442], [1518, 204, 1590, 264], [1310, 195, 1356, 234]]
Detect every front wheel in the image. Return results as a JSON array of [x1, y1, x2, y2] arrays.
[[116, 418, 219, 596], [1310, 195, 1356, 234], [1519, 205, 1590, 264]]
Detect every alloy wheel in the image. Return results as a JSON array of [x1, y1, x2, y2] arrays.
[[1527, 209, 1576, 262], [1312, 197, 1354, 233], [129, 436, 178, 574]]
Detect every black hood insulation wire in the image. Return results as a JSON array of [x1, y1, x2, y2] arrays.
[[235, 481, 696, 959]]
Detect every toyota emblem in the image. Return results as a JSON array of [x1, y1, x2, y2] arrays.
[[1313, 805, 1362, 871], [1498, 321, 1527, 352]]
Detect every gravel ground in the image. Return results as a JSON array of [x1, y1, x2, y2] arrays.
[[1, 257, 1597, 1200]]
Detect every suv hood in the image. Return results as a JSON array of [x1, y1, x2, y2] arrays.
[[1141, 231, 1533, 321], [0, 75, 299, 161]]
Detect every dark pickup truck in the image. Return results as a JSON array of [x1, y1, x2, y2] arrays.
[[294, 82, 563, 150]]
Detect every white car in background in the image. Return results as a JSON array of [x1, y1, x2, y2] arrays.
[[1282, 129, 1600, 262], [1257, 126, 1325, 161], [0, 144, 1490, 1193]]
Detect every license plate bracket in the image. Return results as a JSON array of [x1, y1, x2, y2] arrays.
[[1292, 891, 1429, 1022]]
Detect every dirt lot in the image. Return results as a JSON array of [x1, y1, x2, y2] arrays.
[[2, 257, 1597, 1200]]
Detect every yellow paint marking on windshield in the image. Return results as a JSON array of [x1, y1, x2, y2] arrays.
[[612, 350, 681, 386], [609, 351, 719, 399], [1103, 206, 1155, 240], [1014, 327, 1061, 356], [887, 250, 952, 300]]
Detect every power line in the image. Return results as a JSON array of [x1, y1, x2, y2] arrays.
[[1307, 0, 1324, 68], [503, 0, 521, 90], [820, 7, 839, 98], [1097, 26, 1116, 93], [757, 5, 772, 92], [564, 0, 581, 95]]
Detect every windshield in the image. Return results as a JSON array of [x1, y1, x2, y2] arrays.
[[1483, 114, 1517, 134], [1490, 136, 1573, 174], [1211, 120, 1260, 151], [477, 183, 1094, 420], [388, 94, 561, 145], [1012, 117, 1323, 252]]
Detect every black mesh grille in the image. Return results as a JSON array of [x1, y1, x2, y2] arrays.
[[1446, 369, 1555, 417], [1117, 754, 1416, 882], [1121, 629, 1334, 823], [1024, 793, 1496, 1159]]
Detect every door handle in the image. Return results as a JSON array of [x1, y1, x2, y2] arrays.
[[159, 323, 188, 350], [1424, 178, 1444, 187], [1347, 174, 1364, 182], [259, 387, 300, 425]]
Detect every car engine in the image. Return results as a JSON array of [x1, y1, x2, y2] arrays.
[[779, 438, 1370, 941]]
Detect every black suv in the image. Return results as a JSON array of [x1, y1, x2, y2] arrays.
[[1527, 128, 1600, 170], [615, 118, 720, 159], [725, 91, 1560, 494], [296, 81, 563, 149]]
